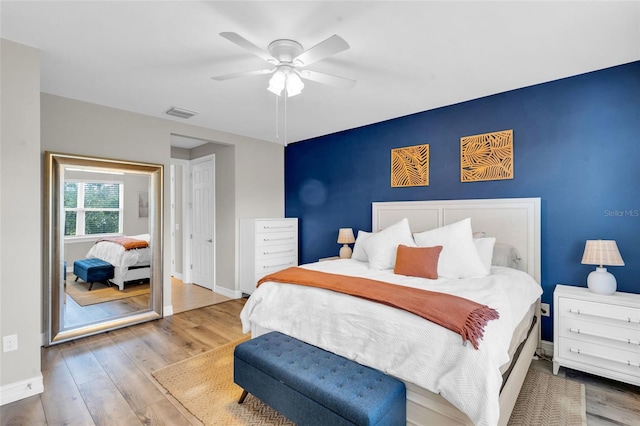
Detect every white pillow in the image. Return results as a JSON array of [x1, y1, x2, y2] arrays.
[[493, 242, 522, 269], [351, 230, 372, 262], [473, 237, 496, 273], [413, 218, 488, 278], [364, 218, 416, 270]]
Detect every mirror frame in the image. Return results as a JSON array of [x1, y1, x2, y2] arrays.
[[44, 152, 163, 345]]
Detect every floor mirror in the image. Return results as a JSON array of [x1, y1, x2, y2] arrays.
[[44, 152, 163, 345]]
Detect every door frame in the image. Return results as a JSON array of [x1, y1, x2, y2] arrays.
[[170, 159, 190, 282]]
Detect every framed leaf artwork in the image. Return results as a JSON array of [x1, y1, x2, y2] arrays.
[[391, 144, 429, 187], [460, 129, 513, 182]]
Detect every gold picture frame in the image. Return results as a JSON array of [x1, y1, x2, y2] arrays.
[[391, 144, 429, 187], [460, 129, 514, 182]]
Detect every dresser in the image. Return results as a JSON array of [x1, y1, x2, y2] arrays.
[[239, 218, 298, 295], [553, 284, 640, 386]]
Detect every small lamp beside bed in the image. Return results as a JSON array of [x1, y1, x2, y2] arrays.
[[337, 228, 356, 259], [581, 239, 624, 295]]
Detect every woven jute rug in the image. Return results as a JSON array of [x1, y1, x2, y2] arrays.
[[66, 279, 150, 306], [153, 335, 293, 425], [508, 369, 586, 425], [153, 338, 586, 426]]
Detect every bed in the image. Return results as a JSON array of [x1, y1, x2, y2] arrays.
[[85, 233, 152, 290], [240, 198, 542, 426]]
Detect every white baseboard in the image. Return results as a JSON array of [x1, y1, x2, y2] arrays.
[[215, 286, 243, 299], [0, 374, 44, 406], [163, 304, 174, 317]]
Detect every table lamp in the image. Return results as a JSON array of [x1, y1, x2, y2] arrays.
[[581, 239, 624, 295], [337, 228, 355, 259]]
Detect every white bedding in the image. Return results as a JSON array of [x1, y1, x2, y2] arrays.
[[85, 234, 152, 289], [240, 259, 542, 426]]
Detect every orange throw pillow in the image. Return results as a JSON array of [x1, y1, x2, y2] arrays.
[[394, 244, 443, 279]]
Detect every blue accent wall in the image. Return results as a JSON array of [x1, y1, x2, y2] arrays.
[[285, 61, 640, 342]]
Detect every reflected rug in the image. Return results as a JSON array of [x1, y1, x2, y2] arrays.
[[153, 337, 586, 426], [66, 279, 150, 306]]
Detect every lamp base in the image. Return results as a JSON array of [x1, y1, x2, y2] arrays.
[[339, 244, 352, 259], [587, 267, 617, 295]]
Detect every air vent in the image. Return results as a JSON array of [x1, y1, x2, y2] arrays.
[[165, 107, 198, 119]]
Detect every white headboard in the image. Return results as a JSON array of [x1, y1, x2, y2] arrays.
[[372, 198, 541, 284]]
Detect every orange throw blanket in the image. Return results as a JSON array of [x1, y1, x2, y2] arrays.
[[97, 237, 149, 250], [258, 267, 499, 349]]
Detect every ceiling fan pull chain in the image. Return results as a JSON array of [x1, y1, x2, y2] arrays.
[[275, 94, 279, 141], [284, 92, 288, 146]]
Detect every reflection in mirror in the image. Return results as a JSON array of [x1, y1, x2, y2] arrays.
[[45, 152, 163, 345]]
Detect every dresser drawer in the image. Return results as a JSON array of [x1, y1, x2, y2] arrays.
[[558, 297, 640, 329], [255, 243, 297, 260], [256, 231, 297, 247], [558, 336, 640, 379], [255, 256, 296, 276], [558, 316, 640, 352], [255, 220, 297, 233]]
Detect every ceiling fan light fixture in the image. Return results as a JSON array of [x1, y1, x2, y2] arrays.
[[267, 69, 286, 96], [286, 72, 304, 97], [268, 66, 305, 97]]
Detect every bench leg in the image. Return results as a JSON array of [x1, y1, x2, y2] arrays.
[[88, 282, 94, 291], [238, 390, 248, 404], [75, 276, 79, 282]]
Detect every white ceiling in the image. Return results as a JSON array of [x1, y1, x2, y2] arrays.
[[2, 1, 639, 146]]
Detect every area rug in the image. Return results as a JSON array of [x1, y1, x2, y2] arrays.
[[153, 338, 587, 426], [508, 369, 586, 425], [66, 279, 150, 306], [153, 335, 293, 425]]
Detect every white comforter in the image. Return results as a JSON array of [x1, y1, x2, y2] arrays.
[[240, 259, 542, 426], [85, 234, 151, 286]]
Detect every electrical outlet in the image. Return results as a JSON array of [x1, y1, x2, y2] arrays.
[[540, 303, 550, 317], [3, 334, 18, 352]]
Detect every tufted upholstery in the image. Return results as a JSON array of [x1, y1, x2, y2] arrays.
[[73, 258, 114, 290], [234, 332, 406, 426]]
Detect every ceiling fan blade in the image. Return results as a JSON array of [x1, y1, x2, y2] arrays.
[[294, 34, 349, 67], [219, 32, 277, 64], [298, 70, 356, 89], [211, 68, 274, 81]]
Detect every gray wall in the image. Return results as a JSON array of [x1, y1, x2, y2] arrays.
[[1, 38, 285, 404], [0, 39, 42, 400]]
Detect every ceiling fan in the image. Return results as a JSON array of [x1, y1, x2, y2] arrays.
[[211, 32, 356, 97]]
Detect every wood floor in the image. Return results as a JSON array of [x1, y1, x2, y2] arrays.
[[1, 298, 639, 425]]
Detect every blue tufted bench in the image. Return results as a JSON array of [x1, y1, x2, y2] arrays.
[[234, 332, 406, 426], [73, 258, 114, 290]]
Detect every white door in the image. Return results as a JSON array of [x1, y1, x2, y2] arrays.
[[191, 156, 215, 290]]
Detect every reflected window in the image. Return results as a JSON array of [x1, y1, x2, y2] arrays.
[[64, 181, 124, 237]]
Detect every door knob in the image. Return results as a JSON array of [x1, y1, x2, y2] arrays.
[[207, 239, 213, 243]]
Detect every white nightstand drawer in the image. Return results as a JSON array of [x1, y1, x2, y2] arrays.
[[256, 231, 297, 246], [255, 244, 296, 260], [558, 336, 640, 378], [256, 220, 297, 233], [558, 297, 640, 328], [559, 316, 640, 351]]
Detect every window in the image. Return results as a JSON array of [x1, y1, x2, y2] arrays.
[[64, 181, 124, 237]]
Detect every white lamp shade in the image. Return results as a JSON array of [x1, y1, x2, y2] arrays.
[[581, 240, 624, 295], [337, 228, 355, 259], [581, 240, 624, 267], [337, 228, 355, 244]]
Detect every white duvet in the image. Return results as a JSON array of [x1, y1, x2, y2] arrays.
[[85, 234, 152, 287], [240, 259, 542, 426]]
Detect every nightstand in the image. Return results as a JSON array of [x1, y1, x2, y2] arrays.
[[319, 256, 340, 262], [553, 284, 640, 386]]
